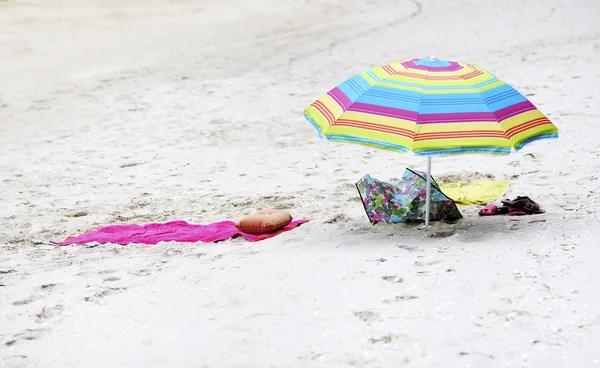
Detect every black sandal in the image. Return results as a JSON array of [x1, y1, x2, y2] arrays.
[[501, 196, 545, 215]]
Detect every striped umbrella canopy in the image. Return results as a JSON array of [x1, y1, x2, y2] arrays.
[[304, 56, 558, 226]]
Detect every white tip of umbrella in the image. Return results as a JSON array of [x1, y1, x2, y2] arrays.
[[429, 55, 436, 61]]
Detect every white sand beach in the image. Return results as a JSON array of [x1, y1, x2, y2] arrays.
[[1, 0, 600, 366]]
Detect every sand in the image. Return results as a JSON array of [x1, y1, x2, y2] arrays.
[[1, 0, 600, 366]]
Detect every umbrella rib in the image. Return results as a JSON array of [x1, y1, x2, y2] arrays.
[[458, 70, 509, 143], [411, 63, 430, 151], [331, 63, 417, 147]]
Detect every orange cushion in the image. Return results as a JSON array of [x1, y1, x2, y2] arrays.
[[235, 209, 292, 234]]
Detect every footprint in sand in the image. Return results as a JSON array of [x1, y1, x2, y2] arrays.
[[353, 311, 381, 323], [381, 275, 404, 283], [12, 283, 61, 306], [436, 171, 495, 184], [323, 213, 351, 224], [397, 244, 421, 253], [230, 195, 296, 211], [35, 304, 64, 322], [428, 229, 456, 238], [413, 260, 443, 267], [347, 195, 361, 203], [119, 162, 144, 168], [12, 285, 64, 323], [98, 268, 119, 275], [128, 269, 153, 277], [210, 253, 226, 262], [103, 276, 121, 282], [5, 328, 48, 346], [12, 297, 36, 306], [84, 287, 127, 303], [337, 182, 356, 190], [186, 252, 208, 259], [163, 248, 183, 257], [383, 295, 418, 303], [370, 333, 398, 344]]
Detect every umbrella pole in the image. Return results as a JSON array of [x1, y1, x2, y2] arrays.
[[425, 156, 432, 228]]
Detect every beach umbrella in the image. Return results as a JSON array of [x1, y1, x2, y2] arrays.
[[304, 56, 558, 227]]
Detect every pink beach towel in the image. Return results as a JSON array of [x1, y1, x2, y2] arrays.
[[51, 219, 309, 246]]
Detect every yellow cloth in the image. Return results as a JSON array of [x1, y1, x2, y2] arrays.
[[438, 180, 509, 206]]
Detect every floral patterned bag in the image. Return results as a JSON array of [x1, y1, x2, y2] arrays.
[[355, 169, 462, 224]]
